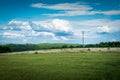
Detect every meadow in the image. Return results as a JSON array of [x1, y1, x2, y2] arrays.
[[0, 51, 120, 80]]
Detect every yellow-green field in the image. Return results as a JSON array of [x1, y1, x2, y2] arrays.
[[0, 52, 120, 80]]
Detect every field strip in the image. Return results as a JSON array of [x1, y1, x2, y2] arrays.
[[0, 47, 120, 55]]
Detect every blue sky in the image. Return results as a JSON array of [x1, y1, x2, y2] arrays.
[[0, 0, 120, 44]]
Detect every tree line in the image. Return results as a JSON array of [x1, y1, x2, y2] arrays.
[[0, 42, 120, 53]]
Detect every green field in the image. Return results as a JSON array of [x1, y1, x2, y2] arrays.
[[0, 52, 120, 80]]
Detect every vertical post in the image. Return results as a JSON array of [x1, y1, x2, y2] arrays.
[[82, 31, 84, 47]]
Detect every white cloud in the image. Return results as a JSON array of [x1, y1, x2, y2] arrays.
[[52, 19, 72, 32], [32, 19, 72, 32], [31, 3, 92, 11], [8, 20, 32, 30], [97, 25, 110, 33], [99, 10, 120, 15], [108, 20, 120, 32], [2, 19, 74, 41], [72, 19, 120, 33], [2, 18, 120, 43], [3, 32, 25, 38], [31, 2, 94, 17], [72, 19, 109, 26], [31, 30, 58, 40], [31, 30, 55, 37], [31, 19, 74, 40], [32, 3, 120, 16], [45, 10, 120, 17], [60, 36, 69, 40], [44, 11, 96, 17]]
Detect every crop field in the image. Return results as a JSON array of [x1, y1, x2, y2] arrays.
[[0, 51, 120, 80]]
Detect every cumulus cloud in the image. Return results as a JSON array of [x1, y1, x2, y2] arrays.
[[31, 19, 73, 40], [31, 31, 71, 40], [3, 19, 73, 40], [72, 19, 120, 33], [8, 20, 32, 30], [2, 18, 120, 43], [31, 31, 54, 36], [3, 32, 25, 38], [97, 25, 110, 33], [32, 19, 72, 32]]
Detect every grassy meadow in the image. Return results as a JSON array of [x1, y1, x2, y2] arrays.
[[0, 51, 120, 80]]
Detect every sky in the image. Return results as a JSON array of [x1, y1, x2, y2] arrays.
[[0, 0, 120, 44]]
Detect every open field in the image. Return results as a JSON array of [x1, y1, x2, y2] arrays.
[[0, 51, 120, 80]]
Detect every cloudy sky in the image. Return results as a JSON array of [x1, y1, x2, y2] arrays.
[[0, 0, 120, 44]]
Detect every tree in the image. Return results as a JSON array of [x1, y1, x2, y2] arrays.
[[0, 45, 11, 53], [62, 45, 67, 48]]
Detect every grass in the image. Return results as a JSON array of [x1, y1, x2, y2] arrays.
[[0, 51, 120, 80]]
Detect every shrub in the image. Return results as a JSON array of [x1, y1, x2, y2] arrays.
[[87, 48, 91, 51], [34, 51, 38, 54]]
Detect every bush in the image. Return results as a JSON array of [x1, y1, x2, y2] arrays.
[[87, 48, 91, 51], [34, 51, 38, 54]]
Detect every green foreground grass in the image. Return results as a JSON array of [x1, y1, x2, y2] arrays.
[[0, 52, 120, 80]]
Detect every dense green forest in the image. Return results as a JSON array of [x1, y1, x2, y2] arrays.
[[0, 42, 120, 53]]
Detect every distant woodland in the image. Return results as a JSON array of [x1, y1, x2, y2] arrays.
[[0, 42, 120, 53]]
